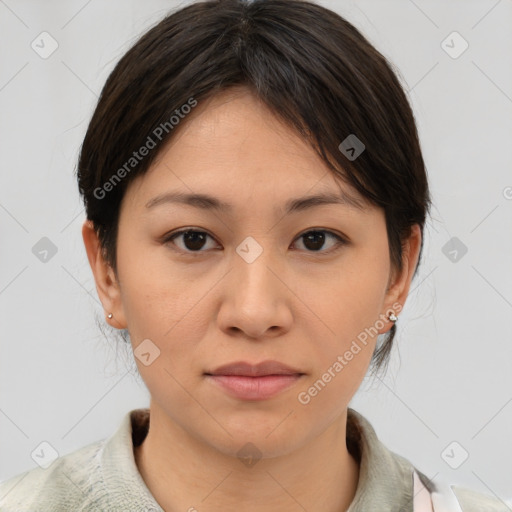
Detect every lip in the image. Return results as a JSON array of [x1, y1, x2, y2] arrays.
[[206, 360, 303, 377], [206, 374, 303, 401], [204, 360, 305, 401]]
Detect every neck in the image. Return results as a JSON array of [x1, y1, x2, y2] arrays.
[[134, 403, 360, 512]]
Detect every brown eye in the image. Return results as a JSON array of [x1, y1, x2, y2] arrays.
[[164, 230, 217, 253], [293, 230, 347, 253], [163, 228, 347, 255]]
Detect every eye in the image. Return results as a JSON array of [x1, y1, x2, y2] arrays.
[[291, 229, 347, 253], [162, 228, 347, 255], [163, 229, 218, 254]]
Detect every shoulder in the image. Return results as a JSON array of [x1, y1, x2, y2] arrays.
[[0, 438, 106, 512], [451, 484, 512, 512]]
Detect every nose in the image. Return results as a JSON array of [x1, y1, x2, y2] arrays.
[[216, 240, 293, 340]]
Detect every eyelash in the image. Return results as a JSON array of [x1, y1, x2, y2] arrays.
[[162, 228, 348, 256]]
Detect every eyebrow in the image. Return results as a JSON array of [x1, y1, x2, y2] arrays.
[[144, 190, 367, 214]]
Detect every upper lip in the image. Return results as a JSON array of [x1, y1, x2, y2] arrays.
[[205, 360, 304, 377]]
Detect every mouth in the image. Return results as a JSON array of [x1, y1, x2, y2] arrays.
[[204, 360, 305, 401], [205, 360, 304, 377]]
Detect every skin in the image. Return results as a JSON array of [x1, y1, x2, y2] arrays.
[[82, 86, 421, 512]]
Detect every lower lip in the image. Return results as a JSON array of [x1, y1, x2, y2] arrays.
[[206, 374, 303, 400]]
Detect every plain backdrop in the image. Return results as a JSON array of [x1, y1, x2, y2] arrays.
[[1, 0, 511, 504]]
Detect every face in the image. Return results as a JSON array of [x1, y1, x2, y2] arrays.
[[84, 87, 419, 460]]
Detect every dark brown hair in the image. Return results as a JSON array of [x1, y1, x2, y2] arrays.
[[76, 0, 431, 376]]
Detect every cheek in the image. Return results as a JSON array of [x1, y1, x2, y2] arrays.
[[295, 251, 390, 403], [121, 278, 207, 355], [306, 253, 389, 344], [115, 243, 202, 368], [116, 247, 219, 389], [294, 271, 385, 423]]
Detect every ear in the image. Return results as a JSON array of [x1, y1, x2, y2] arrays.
[[377, 224, 422, 334], [81, 219, 127, 329]]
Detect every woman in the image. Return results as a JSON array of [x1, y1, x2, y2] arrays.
[[0, 0, 508, 510]]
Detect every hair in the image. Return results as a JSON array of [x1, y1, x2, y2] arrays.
[[76, 0, 432, 377]]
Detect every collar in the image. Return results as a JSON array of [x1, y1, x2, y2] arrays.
[[99, 408, 161, 510], [346, 408, 418, 511], [99, 407, 420, 511]]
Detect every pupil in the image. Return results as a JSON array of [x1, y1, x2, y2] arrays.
[[304, 231, 325, 251], [184, 231, 206, 251]]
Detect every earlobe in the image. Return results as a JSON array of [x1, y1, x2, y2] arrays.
[[81, 220, 127, 329], [378, 224, 422, 335]]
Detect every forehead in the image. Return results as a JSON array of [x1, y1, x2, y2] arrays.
[[122, 88, 372, 215]]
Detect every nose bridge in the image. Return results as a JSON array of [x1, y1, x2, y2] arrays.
[[216, 233, 293, 338], [214, 218, 300, 338], [232, 234, 280, 299]]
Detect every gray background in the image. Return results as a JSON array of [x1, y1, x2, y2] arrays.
[[1, 0, 511, 504]]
